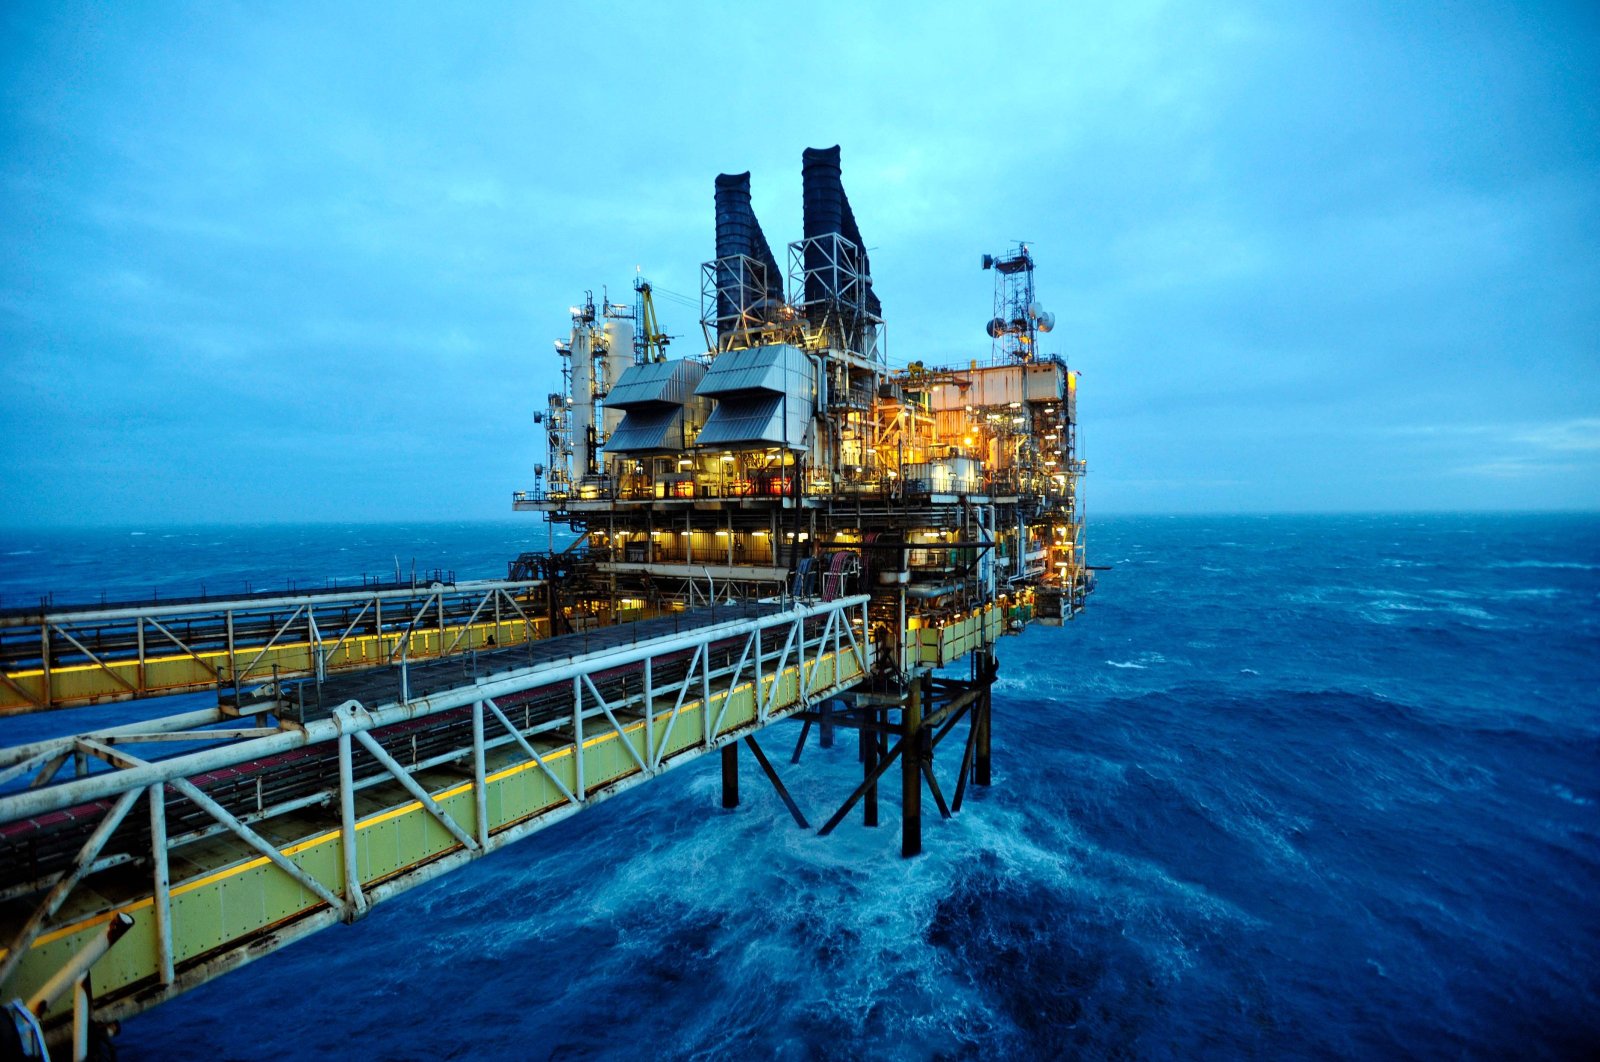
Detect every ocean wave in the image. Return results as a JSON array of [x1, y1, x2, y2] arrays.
[[1549, 784, 1594, 807], [993, 671, 1059, 696], [1371, 598, 1431, 612], [1361, 597, 1496, 625], [1440, 604, 1493, 621], [39, 514, 1600, 1061], [1489, 560, 1600, 571]]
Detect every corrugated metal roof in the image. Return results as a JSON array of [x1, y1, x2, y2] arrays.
[[696, 344, 807, 397], [604, 407, 684, 453], [696, 395, 791, 447], [606, 359, 706, 409]]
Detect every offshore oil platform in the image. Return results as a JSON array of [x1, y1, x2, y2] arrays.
[[0, 147, 1088, 1059]]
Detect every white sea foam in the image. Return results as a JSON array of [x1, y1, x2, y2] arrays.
[[4, 550, 34, 556], [1447, 604, 1494, 621], [1490, 560, 1600, 571], [1362, 596, 1496, 625], [993, 672, 1051, 696], [1550, 784, 1594, 807], [567, 769, 994, 1043], [1106, 660, 1147, 669], [1373, 599, 1430, 612]]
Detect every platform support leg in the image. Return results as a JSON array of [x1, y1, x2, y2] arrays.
[[901, 676, 923, 858], [862, 707, 879, 828], [721, 742, 739, 809], [975, 653, 994, 787]]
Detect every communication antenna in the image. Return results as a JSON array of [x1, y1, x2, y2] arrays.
[[980, 243, 1047, 362]]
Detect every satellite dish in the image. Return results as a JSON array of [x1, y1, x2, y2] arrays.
[[1028, 302, 1044, 320], [1037, 311, 1056, 333], [986, 317, 1007, 338]]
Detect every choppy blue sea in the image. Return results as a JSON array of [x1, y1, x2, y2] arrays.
[[1, 514, 1596, 1060]]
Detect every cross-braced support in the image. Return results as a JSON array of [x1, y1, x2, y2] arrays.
[[809, 650, 999, 858], [901, 674, 924, 857], [721, 743, 739, 809]]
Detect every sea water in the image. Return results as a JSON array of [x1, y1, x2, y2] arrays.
[[0, 514, 1594, 1059]]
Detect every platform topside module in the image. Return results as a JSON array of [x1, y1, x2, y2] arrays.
[[515, 145, 1090, 679]]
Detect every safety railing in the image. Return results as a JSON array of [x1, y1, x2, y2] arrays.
[[0, 595, 873, 1029]]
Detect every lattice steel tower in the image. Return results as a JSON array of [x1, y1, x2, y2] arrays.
[[982, 243, 1056, 363]]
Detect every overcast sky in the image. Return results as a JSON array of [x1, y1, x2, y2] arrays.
[[2, 1, 1596, 525]]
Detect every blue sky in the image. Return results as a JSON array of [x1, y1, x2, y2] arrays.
[[2, 1, 1596, 524]]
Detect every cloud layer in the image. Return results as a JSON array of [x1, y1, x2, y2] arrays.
[[2, 1, 1596, 523]]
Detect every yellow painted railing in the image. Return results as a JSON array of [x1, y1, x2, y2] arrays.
[[2, 618, 549, 713], [0, 644, 868, 1009]]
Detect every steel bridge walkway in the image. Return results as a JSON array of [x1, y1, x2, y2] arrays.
[[0, 595, 871, 1026], [0, 579, 548, 716]]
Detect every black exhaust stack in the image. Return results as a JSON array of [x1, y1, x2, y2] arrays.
[[713, 172, 785, 343], [801, 145, 880, 319]]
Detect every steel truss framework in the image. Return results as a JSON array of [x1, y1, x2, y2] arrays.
[[787, 650, 998, 857], [698, 233, 885, 362], [0, 580, 547, 716], [788, 232, 882, 362], [0, 595, 872, 1043], [701, 252, 782, 352]]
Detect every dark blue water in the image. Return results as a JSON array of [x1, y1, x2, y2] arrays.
[[1, 515, 1596, 1060]]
